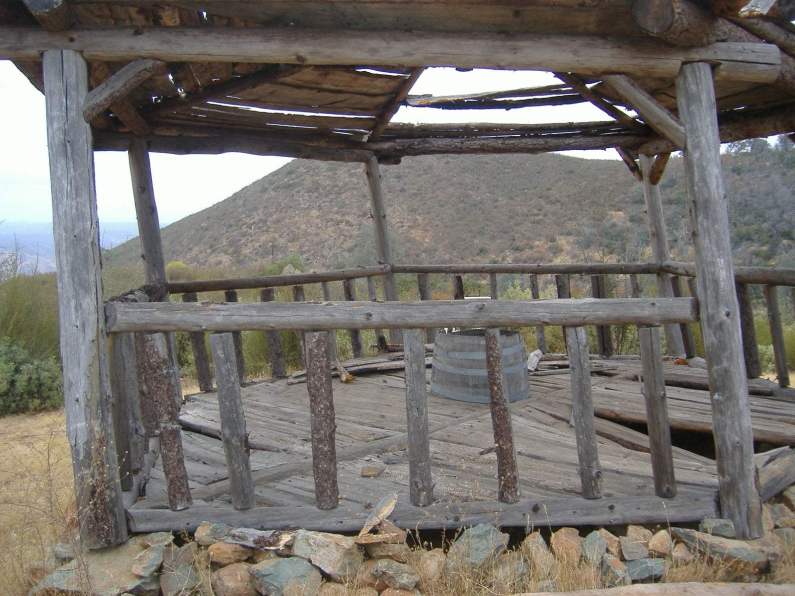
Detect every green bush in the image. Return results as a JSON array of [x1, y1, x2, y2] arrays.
[[0, 273, 59, 360], [0, 338, 63, 415]]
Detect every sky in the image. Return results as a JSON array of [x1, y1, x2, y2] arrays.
[[0, 61, 616, 225]]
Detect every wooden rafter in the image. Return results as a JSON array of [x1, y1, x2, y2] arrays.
[[369, 68, 423, 140], [22, 0, 71, 31], [89, 61, 152, 135], [616, 147, 643, 180], [404, 83, 583, 110], [554, 73, 642, 129], [83, 59, 166, 123]]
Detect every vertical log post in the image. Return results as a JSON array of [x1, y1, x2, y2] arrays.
[[590, 275, 614, 358], [321, 282, 339, 364], [223, 290, 246, 384], [556, 274, 571, 354], [671, 276, 696, 358], [629, 273, 643, 298], [343, 279, 363, 358], [403, 329, 434, 506], [484, 329, 520, 503], [764, 285, 790, 388], [182, 292, 213, 392], [109, 333, 137, 492], [367, 276, 388, 351], [210, 333, 255, 510], [530, 274, 547, 352], [489, 273, 499, 299], [639, 155, 686, 358], [260, 288, 287, 378], [638, 326, 676, 498], [417, 273, 436, 344], [565, 326, 602, 499], [129, 138, 166, 291], [43, 49, 127, 548], [292, 285, 307, 369], [452, 275, 465, 300], [304, 331, 339, 510], [677, 61, 761, 538], [736, 282, 761, 379]]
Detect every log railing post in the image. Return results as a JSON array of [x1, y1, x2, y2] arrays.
[[677, 61, 761, 538], [292, 285, 307, 369], [764, 285, 790, 388], [556, 274, 571, 353], [210, 333, 255, 510], [590, 275, 614, 358], [403, 329, 434, 506], [417, 273, 436, 344], [530, 274, 547, 352], [343, 278, 363, 358], [260, 287, 287, 378], [489, 273, 499, 299], [484, 329, 520, 503], [564, 325, 602, 499], [321, 282, 339, 364], [109, 333, 137, 492], [223, 290, 245, 384], [670, 276, 696, 358], [182, 292, 213, 392], [736, 282, 761, 379], [304, 331, 339, 509], [629, 273, 642, 298], [452, 274, 465, 300], [638, 326, 676, 498], [367, 276, 388, 351]]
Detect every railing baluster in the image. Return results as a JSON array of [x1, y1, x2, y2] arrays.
[[489, 273, 498, 299], [590, 275, 614, 358], [638, 326, 676, 498], [670, 277, 696, 359], [210, 333, 255, 510], [223, 290, 245, 384], [452, 274, 465, 300], [367, 276, 388, 351], [343, 278, 363, 358], [417, 273, 436, 344], [304, 331, 339, 509], [629, 273, 642, 298], [764, 285, 790, 388], [530, 274, 547, 352], [403, 329, 433, 506], [292, 285, 306, 369], [321, 282, 339, 364], [565, 325, 602, 499], [736, 282, 761, 379], [109, 332, 137, 491], [182, 292, 213, 391], [260, 288, 287, 378], [484, 328, 520, 503]]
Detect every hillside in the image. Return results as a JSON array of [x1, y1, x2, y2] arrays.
[[105, 141, 795, 274]]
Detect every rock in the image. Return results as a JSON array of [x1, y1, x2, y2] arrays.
[[781, 485, 795, 510], [671, 528, 773, 574], [671, 542, 694, 565], [52, 542, 76, 563], [355, 519, 407, 545], [292, 529, 364, 581], [249, 556, 322, 596], [648, 530, 673, 557], [212, 562, 257, 596], [527, 349, 544, 371], [139, 532, 174, 547], [209, 542, 254, 566], [370, 559, 420, 591], [699, 518, 736, 538], [774, 527, 795, 546], [490, 551, 529, 593], [445, 524, 509, 572], [350, 590, 379, 596], [356, 559, 386, 591], [318, 583, 348, 596], [195, 521, 233, 546], [597, 528, 621, 557], [226, 528, 295, 552], [763, 504, 776, 532], [620, 537, 649, 561], [521, 531, 554, 574], [600, 553, 631, 587], [252, 550, 279, 563], [365, 541, 412, 562], [625, 525, 653, 546], [688, 356, 707, 369], [582, 530, 608, 565], [550, 527, 582, 564], [131, 543, 166, 577], [626, 558, 666, 581], [769, 503, 795, 528], [360, 465, 386, 478], [415, 548, 446, 589], [161, 541, 200, 596]]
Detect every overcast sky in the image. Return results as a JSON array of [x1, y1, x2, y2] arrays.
[[0, 61, 616, 225]]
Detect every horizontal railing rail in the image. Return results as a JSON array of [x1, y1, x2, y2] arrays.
[[662, 260, 795, 287], [391, 262, 661, 275]]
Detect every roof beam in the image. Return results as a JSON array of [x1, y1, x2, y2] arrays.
[[404, 84, 583, 110], [83, 59, 166, 123], [22, 0, 71, 31], [0, 26, 780, 84], [554, 73, 641, 129], [369, 68, 423, 140]]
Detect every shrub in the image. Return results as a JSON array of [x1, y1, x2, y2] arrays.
[[0, 339, 63, 415]]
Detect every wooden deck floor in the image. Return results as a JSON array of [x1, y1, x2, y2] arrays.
[[130, 355, 794, 531]]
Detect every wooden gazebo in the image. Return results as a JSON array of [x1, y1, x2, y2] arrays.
[[2, 0, 795, 549]]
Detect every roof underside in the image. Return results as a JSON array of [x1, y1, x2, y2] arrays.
[[3, 0, 795, 161]]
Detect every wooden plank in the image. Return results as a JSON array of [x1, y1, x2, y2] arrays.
[[737, 282, 762, 379], [677, 61, 762, 539], [182, 293, 213, 392], [261, 288, 287, 378], [757, 448, 795, 502], [565, 326, 603, 499], [764, 285, 790, 388], [209, 333, 255, 510], [370, 68, 422, 140], [304, 331, 339, 510], [639, 326, 677, 498], [485, 329, 520, 503], [43, 49, 127, 548], [403, 329, 433, 506], [83, 59, 165, 122], [343, 279, 363, 358], [106, 297, 700, 333], [530, 274, 547, 352], [224, 290, 246, 384]]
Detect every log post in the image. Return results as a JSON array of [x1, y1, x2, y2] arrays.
[[260, 288, 287, 378], [109, 333, 136, 492], [343, 279, 363, 358], [224, 290, 246, 384], [677, 61, 762, 538], [210, 333, 255, 510], [403, 329, 433, 506], [484, 329, 520, 503], [182, 292, 213, 391], [417, 273, 436, 344], [304, 331, 339, 509], [43, 49, 127, 548], [565, 325, 603, 499], [670, 276, 697, 358], [367, 276, 388, 350], [638, 326, 676, 498], [639, 155, 686, 358], [590, 275, 614, 358], [489, 273, 499, 299], [530, 274, 547, 352], [556, 274, 571, 353], [320, 282, 339, 364], [764, 285, 790, 388], [629, 273, 643, 298], [736, 282, 761, 379], [452, 275, 466, 300], [292, 285, 307, 368]]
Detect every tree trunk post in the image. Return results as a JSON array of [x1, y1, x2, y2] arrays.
[[489, 273, 499, 299], [670, 276, 696, 358], [590, 275, 614, 358], [260, 287, 287, 378], [403, 329, 434, 506], [764, 285, 790, 388], [320, 282, 339, 364], [677, 61, 762, 539], [343, 278, 363, 358], [182, 292, 213, 391], [224, 290, 246, 384], [736, 282, 761, 379], [417, 273, 436, 344], [43, 49, 127, 548], [530, 274, 547, 352], [367, 276, 388, 350], [292, 285, 306, 369]]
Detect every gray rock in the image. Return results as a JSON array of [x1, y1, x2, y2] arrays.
[[195, 521, 233, 546], [445, 524, 509, 572], [292, 529, 363, 581], [52, 542, 76, 563], [774, 527, 795, 546], [370, 559, 420, 591], [490, 551, 529, 593], [249, 556, 322, 596], [131, 543, 166, 578], [582, 531, 608, 565], [365, 541, 412, 563], [600, 553, 631, 587], [139, 532, 174, 548], [619, 536, 649, 561], [160, 542, 200, 596], [671, 528, 773, 574], [699, 518, 736, 538], [626, 558, 666, 582], [782, 485, 795, 510]]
